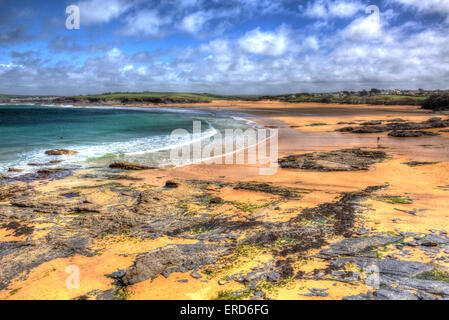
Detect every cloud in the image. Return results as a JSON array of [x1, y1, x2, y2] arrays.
[[238, 26, 294, 56], [3, 0, 449, 95], [180, 11, 214, 34], [303, 0, 365, 19], [77, 0, 132, 24], [121, 10, 171, 37]]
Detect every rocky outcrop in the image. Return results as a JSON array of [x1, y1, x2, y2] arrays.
[[388, 131, 439, 137], [121, 243, 232, 285], [233, 182, 303, 199], [319, 235, 402, 258], [45, 149, 78, 156], [0, 183, 28, 201], [109, 162, 154, 170], [337, 117, 449, 134], [279, 148, 387, 171], [164, 180, 179, 188]]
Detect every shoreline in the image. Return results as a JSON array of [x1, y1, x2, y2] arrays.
[[1, 101, 449, 300]]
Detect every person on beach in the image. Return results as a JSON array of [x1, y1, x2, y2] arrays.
[[377, 137, 381, 144]]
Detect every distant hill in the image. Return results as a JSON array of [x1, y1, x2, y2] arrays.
[[53, 92, 258, 104]]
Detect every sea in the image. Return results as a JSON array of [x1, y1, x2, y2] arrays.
[[0, 104, 256, 174]]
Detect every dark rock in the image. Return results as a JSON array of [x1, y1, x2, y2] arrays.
[[279, 148, 387, 172], [374, 288, 418, 300], [45, 149, 78, 156], [121, 243, 231, 285], [320, 235, 402, 257], [389, 131, 439, 138], [343, 293, 374, 300], [164, 180, 179, 188], [234, 182, 303, 199], [48, 160, 65, 165], [417, 234, 449, 247], [0, 182, 28, 201], [107, 269, 126, 279], [8, 168, 23, 173], [403, 161, 439, 167], [361, 121, 382, 126], [209, 197, 224, 204], [401, 278, 449, 296], [335, 257, 434, 279], [109, 162, 154, 170], [37, 168, 67, 176]]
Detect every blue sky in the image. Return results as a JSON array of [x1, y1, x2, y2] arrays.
[[1, 0, 449, 95]]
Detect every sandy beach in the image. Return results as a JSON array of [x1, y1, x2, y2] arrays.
[[1, 101, 449, 300]]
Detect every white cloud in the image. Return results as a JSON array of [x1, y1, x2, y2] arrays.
[[180, 11, 213, 34], [341, 9, 382, 41], [107, 47, 122, 58], [77, 0, 131, 24], [303, 0, 365, 19], [122, 10, 171, 37], [121, 64, 134, 72], [238, 26, 293, 56]]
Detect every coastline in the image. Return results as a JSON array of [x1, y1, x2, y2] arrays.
[[1, 101, 449, 300]]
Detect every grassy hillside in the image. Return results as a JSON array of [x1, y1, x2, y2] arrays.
[[273, 94, 427, 106], [72, 92, 249, 102]]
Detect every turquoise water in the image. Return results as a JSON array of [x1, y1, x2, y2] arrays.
[[0, 105, 252, 174]]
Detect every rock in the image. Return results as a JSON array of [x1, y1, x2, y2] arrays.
[[301, 288, 329, 297], [107, 269, 126, 280], [417, 234, 449, 247], [48, 160, 65, 165], [45, 149, 78, 156], [253, 290, 266, 298], [401, 278, 449, 296], [361, 121, 382, 126], [0, 183, 28, 201], [37, 168, 67, 176], [337, 117, 449, 134], [121, 243, 231, 285], [279, 148, 387, 172], [164, 180, 179, 188], [122, 245, 186, 285], [27, 163, 44, 167], [8, 168, 23, 173], [403, 161, 439, 167], [319, 235, 402, 257], [109, 162, 153, 170], [190, 270, 203, 279], [218, 280, 229, 285], [374, 288, 418, 300], [209, 197, 224, 204], [386, 118, 406, 123], [343, 293, 374, 300], [234, 182, 302, 199], [389, 131, 439, 137], [335, 257, 434, 279]]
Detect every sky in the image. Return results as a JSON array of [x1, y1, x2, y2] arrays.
[[1, 0, 449, 96]]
